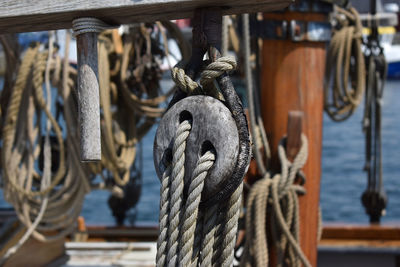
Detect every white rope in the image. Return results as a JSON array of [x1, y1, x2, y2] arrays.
[[179, 151, 216, 266], [166, 120, 191, 266]]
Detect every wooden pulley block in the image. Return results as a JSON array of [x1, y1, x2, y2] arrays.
[[154, 95, 239, 203]]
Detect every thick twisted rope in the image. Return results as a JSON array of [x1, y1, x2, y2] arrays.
[[199, 204, 218, 267], [171, 62, 200, 95], [157, 120, 242, 267], [240, 135, 311, 267], [200, 56, 237, 85], [179, 151, 216, 266], [221, 182, 243, 267], [171, 56, 236, 100], [157, 164, 172, 267], [166, 120, 191, 266]]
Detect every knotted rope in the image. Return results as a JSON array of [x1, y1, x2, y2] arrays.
[[324, 6, 365, 121], [241, 135, 310, 267], [171, 56, 236, 100]]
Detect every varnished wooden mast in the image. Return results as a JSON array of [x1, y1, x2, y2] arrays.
[[261, 11, 328, 265]]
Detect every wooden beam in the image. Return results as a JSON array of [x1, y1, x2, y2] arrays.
[[322, 224, 400, 241], [0, 0, 291, 33]]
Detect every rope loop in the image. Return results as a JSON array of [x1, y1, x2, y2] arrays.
[[171, 61, 201, 94], [171, 56, 237, 100], [324, 6, 365, 121], [200, 56, 237, 87], [72, 17, 116, 37], [241, 134, 311, 267]]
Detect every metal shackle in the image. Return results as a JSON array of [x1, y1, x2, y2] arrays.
[[154, 95, 240, 205]]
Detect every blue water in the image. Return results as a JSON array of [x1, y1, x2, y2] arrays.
[[1, 81, 399, 225], [321, 80, 400, 223]]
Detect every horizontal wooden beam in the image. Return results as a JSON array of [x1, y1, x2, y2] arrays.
[[0, 0, 291, 33], [322, 224, 400, 241]]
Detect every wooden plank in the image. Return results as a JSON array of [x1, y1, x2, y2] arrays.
[[4, 237, 66, 267], [0, 0, 291, 33], [0, 222, 66, 267]]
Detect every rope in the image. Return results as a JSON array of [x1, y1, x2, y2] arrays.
[[220, 183, 242, 267], [239, 12, 320, 266], [170, 56, 236, 101], [0, 21, 188, 257], [0, 31, 53, 258], [199, 205, 218, 266], [156, 120, 242, 267], [171, 62, 200, 95], [324, 6, 365, 121], [240, 135, 311, 267], [72, 17, 115, 36], [156, 163, 172, 267], [166, 119, 191, 266], [242, 13, 268, 175], [179, 151, 215, 266], [0, 32, 89, 247], [200, 56, 236, 87]]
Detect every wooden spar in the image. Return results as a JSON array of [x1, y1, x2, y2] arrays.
[[0, 0, 290, 33], [261, 12, 328, 266]]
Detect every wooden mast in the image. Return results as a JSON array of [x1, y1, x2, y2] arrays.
[[260, 3, 330, 265]]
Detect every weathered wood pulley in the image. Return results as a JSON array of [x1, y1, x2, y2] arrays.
[[154, 95, 239, 204]]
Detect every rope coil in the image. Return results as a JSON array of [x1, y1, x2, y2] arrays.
[[241, 135, 310, 267], [324, 6, 365, 121], [72, 17, 116, 36]]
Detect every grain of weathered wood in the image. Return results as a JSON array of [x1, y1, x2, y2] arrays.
[[76, 32, 101, 161], [0, 0, 291, 33], [286, 111, 303, 162], [154, 95, 239, 202]]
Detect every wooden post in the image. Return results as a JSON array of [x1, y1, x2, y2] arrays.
[[261, 13, 327, 265], [75, 29, 102, 161]]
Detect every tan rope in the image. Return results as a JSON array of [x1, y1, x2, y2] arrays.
[[324, 6, 365, 121], [241, 135, 311, 267]]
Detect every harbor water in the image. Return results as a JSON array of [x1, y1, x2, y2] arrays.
[[0, 80, 399, 225]]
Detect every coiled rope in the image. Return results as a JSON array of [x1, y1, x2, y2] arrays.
[[324, 6, 365, 121], [241, 136, 310, 267], [1, 32, 90, 252], [0, 20, 188, 256]]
